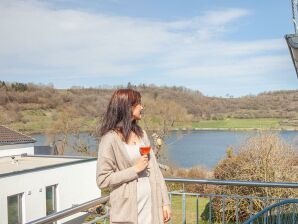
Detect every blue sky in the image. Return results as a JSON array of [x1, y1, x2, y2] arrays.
[[0, 0, 297, 96]]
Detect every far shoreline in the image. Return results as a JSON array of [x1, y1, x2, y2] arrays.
[[170, 127, 298, 131]]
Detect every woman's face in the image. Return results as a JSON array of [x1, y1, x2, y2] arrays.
[[132, 103, 144, 120]]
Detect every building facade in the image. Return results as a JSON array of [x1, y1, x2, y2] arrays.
[[0, 126, 100, 224]]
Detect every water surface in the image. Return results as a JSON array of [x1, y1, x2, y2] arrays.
[[32, 130, 298, 169]]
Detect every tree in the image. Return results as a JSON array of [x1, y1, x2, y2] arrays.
[[140, 96, 193, 160], [11, 82, 28, 92], [47, 106, 85, 155]]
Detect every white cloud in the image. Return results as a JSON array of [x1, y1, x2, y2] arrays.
[[201, 8, 250, 26], [0, 0, 294, 96]]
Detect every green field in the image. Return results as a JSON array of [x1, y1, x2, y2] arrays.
[[191, 118, 285, 129], [7, 112, 297, 134], [170, 194, 210, 223]]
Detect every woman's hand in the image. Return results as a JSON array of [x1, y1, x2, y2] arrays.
[[134, 155, 149, 173], [163, 205, 171, 223]]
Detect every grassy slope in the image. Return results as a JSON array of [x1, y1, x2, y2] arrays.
[[8, 109, 97, 134], [9, 109, 53, 133], [7, 109, 296, 134]]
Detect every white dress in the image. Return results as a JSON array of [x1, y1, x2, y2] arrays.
[[124, 142, 152, 224]]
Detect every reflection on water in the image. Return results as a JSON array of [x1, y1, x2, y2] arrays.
[[32, 130, 298, 169]]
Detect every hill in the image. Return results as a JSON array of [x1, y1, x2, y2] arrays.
[[0, 81, 297, 133]]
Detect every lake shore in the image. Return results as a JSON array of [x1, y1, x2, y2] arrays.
[[17, 126, 298, 135]]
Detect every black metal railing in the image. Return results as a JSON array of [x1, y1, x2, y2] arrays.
[[243, 199, 298, 224]]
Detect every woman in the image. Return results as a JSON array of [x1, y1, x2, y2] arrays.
[[96, 89, 171, 224]]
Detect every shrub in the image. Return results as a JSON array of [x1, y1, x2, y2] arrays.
[[201, 133, 298, 222], [164, 166, 213, 194]]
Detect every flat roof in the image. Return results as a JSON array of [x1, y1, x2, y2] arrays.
[[0, 155, 96, 178]]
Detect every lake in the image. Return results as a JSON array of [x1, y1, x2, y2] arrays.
[[32, 130, 298, 169], [165, 130, 298, 169]]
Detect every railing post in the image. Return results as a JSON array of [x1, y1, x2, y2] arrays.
[[249, 198, 253, 218], [236, 197, 239, 224], [169, 193, 173, 224], [292, 203, 296, 223], [222, 196, 226, 224], [209, 196, 212, 224], [196, 195, 199, 224], [278, 199, 281, 224], [182, 193, 186, 224]]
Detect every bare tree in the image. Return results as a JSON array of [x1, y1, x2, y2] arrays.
[[47, 106, 84, 155]]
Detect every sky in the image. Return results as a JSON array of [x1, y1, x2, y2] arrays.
[[0, 0, 297, 96]]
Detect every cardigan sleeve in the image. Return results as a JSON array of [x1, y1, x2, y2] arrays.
[[96, 134, 138, 189], [143, 130, 171, 206]]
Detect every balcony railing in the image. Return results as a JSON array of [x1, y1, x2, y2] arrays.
[[26, 196, 110, 224], [26, 178, 298, 224]]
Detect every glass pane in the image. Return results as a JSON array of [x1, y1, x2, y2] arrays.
[[46, 186, 56, 215], [8, 194, 22, 224]]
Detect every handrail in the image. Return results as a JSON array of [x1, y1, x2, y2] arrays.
[[25, 178, 298, 224], [243, 199, 298, 224], [164, 177, 298, 188], [26, 196, 109, 224]]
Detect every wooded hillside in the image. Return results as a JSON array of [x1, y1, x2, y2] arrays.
[[0, 81, 297, 133]]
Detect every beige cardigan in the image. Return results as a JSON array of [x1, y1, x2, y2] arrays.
[[96, 130, 170, 224]]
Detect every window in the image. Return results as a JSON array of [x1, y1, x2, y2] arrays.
[[46, 185, 57, 216], [7, 193, 22, 224]]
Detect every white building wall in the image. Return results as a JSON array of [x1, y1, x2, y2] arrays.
[[0, 143, 34, 157], [0, 158, 100, 224]]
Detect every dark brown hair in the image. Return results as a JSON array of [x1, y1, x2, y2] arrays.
[[100, 89, 143, 142]]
